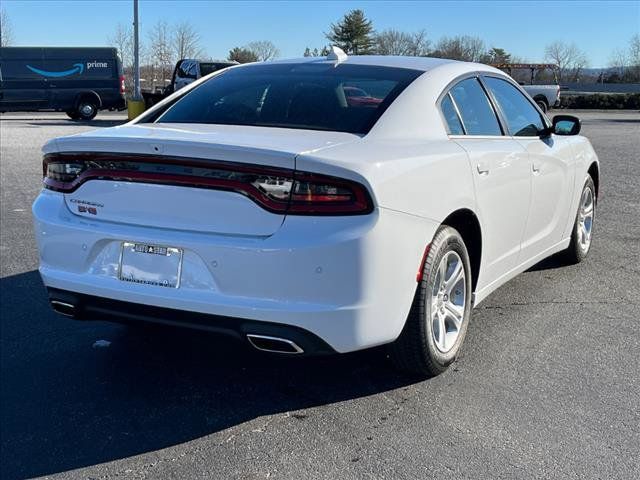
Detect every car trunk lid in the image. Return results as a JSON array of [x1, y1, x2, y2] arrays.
[[50, 123, 359, 236]]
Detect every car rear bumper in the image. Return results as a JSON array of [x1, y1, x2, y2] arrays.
[[47, 287, 336, 355], [33, 189, 438, 352]]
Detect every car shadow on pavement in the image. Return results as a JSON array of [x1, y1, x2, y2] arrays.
[[0, 270, 420, 480], [526, 252, 569, 272], [27, 119, 127, 128]]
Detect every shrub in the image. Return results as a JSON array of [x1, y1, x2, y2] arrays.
[[561, 93, 640, 109]]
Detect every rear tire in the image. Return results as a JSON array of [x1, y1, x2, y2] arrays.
[[536, 98, 548, 113], [563, 175, 596, 264], [75, 100, 98, 120], [389, 226, 473, 377]]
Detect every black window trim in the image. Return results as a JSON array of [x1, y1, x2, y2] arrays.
[[443, 92, 467, 135], [436, 72, 507, 138]]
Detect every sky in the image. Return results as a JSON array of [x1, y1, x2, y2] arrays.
[[2, 0, 639, 67]]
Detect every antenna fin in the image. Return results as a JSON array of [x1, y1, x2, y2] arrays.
[[327, 46, 348, 63]]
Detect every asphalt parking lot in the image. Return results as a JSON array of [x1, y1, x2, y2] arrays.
[[1, 110, 639, 479]]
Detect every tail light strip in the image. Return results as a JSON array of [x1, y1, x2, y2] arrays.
[[43, 152, 373, 216]]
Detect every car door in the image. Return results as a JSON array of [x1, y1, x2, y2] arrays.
[[482, 76, 575, 263], [443, 77, 531, 289]]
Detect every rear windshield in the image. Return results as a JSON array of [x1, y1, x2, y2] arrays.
[[152, 63, 422, 134]]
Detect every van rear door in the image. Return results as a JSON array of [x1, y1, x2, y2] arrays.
[[0, 47, 49, 111]]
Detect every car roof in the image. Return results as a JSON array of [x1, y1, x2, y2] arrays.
[[257, 55, 487, 73]]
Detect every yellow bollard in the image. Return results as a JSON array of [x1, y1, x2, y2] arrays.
[[127, 99, 146, 120]]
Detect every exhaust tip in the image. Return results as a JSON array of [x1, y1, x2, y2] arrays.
[[246, 334, 304, 354], [50, 300, 77, 318]]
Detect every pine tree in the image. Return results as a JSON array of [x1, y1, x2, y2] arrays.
[[228, 47, 259, 63], [326, 10, 374, 55]]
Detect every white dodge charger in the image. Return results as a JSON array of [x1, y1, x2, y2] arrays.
[[33, 50, 599, 376]]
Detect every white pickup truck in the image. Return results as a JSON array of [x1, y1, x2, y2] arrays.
[[492, 63, 561, 113], [522, 84, 561, 113]]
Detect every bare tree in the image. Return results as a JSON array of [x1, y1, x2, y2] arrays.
[[1, 8, 14, 47], [107, 23, 133, 68], [147, 20, 174, 89], [629, 33, 640, 81], [374, 29, 430, 56], [544, 41, 588, 83], [608, 48, 628, 78], [173, 21, 203, 60], [107, 23, 134, 93], [432, 35, 486, 62], [246, 40, 279, 61], [630, 34, 640, 65]]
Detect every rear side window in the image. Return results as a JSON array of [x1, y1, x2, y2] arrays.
[[449, 78, 502, 136], [440, 93, 464, 135], [483, 76, 545, 136], [152, 63, 422, 134]]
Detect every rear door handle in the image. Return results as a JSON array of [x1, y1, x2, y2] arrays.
[[532, 162, 541, 174], [477, 163, 490, 175]]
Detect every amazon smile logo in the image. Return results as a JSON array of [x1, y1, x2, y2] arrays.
[[26, 60, 109, 78]]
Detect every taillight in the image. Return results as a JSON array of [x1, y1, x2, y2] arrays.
[[43, 153, 373, 215], [119, 75, 126, 94], [288, 172, 372, 214]]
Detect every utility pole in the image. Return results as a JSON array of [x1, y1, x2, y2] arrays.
[[133, 0, 141, 101], [128, 0, 145, 118]]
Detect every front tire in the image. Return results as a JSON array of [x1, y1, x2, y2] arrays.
[[564, 175, 596, 263], [389, 226, 473, 377]]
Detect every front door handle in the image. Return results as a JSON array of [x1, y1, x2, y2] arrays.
[[532, 162, 541, 175], [477, 163, 490, 175]]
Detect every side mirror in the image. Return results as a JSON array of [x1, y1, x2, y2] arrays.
[[552, 115, 581, 136]]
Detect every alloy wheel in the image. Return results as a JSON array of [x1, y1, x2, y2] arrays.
[[430, 251, 466, 353], [578, 185, 594, 252]]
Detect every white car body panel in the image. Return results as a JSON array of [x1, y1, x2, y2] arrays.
[[452, 136, 531, 289], [516, 135, 576, 262], [34, 188, 438, 352], [33, 55, 600, 353]]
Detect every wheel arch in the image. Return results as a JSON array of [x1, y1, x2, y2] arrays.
[[588, 162, 600, 200], [441, 209, 482, 292], [74, 90, 102, 109], [533, 94, 549, 106]]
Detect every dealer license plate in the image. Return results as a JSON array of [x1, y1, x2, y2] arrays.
[[118, 242, 183, 288]]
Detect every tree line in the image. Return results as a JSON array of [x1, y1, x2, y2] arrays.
[[1, 7, 638, 86], [106, 20, 278, 92], [317, 9, 640, 84]]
